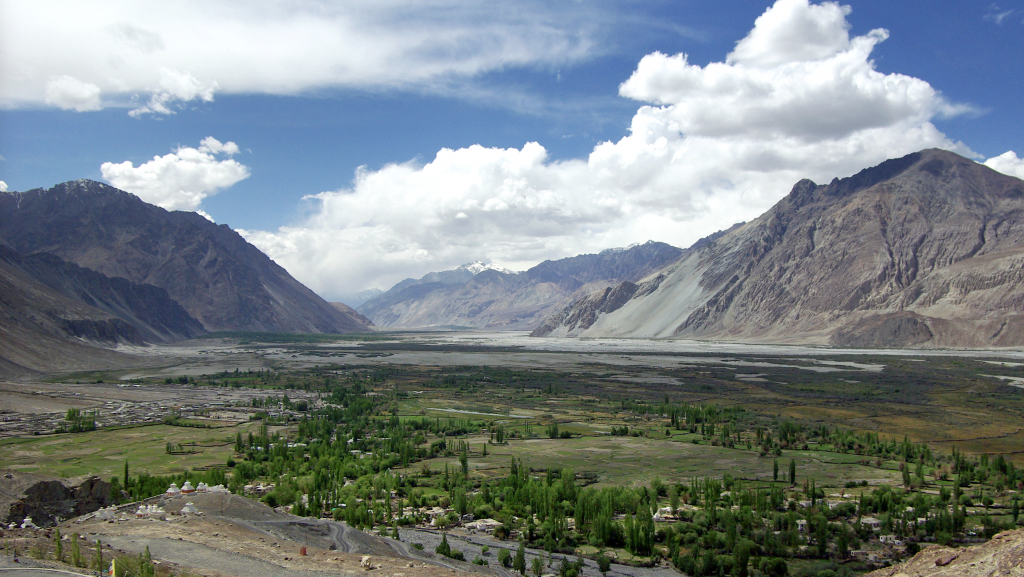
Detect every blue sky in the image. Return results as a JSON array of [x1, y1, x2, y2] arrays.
[[2, 0, 1023, 303]]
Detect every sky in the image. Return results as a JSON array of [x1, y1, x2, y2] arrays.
[[2, 0, 1024, 305]]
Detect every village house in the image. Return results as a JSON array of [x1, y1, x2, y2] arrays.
[[465, 518, 502, 534], [879, 534, 903, 546], [860, 517, 882, 532]]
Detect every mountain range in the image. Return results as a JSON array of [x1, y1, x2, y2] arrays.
[[357, 242, 687, 330], [533, 149, 1024, 348], [0, 180, 371, 373], [4, 146, 1021, 370]]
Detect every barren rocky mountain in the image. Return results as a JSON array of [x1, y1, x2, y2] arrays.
[[328, 301, 374, 327], [0, 245, 205, 343], [0, 180, 370, 335], [0, 247, 167, 374], [534, 149, 1024, 347], [358, 242, 685, 330]]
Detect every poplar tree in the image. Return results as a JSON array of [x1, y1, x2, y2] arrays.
[[70, 533, 82, 567], [92, 539, 103, 571], [513, 541, 526, 575]]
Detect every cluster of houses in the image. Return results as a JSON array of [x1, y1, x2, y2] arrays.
[[243, 482, 276, 496]]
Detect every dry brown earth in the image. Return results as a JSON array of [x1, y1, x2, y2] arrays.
[[868, 529, 1024, 577], [69, 493, 499, 577]]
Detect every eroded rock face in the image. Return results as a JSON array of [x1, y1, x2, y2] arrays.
[[2, 474, 111, 527], [831, 312, 934, 348], [534, 149, 1024, 348], [867, 528, 1024, 577]]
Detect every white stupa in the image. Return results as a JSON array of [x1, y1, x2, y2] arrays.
[[181, 502, 199, 515], [180, 481, 195, 493], [166, 483, 181, 496], [136, 504, 166, 517], [21, 516, 38, 529]]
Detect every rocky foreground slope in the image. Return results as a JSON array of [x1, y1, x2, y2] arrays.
[[0, 471, 110, 527], [867, 528, 1024, 576], [533, 149, 1024, 348], [358, 242, 686, 330]]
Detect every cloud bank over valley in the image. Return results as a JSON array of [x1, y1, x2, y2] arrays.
[[238, 0, 1013, 300]]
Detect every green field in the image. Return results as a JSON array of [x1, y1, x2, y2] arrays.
[[405, 432, 904, 490], [0, 422, 259, 478]]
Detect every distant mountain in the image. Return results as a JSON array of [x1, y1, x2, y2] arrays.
[[0, 180, 371, 335], [357, 242, 685, 329], [328, 302, 374, 328], [338, 288, 385, 309], [533, 149, 1024, 348]]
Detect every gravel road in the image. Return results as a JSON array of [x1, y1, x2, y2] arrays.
[[260, 519, 501, 574]]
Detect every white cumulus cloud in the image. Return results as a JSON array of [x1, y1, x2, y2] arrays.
[[44, 75, 103, 111], [242, 2, 981, 300], [100, 137, 250, 211], [984, 151, 1024, 180], [727, 0, 854, 68], [0, 181, 7, 193], [241, 0, 981, 299], [1, 1, 598, 114]]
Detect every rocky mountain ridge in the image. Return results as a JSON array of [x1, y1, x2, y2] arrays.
[[533, 149, 1024, 348], [0, 180, 371, 335], [0, 247, 155, 374], [0, 180, 372, 374], [357, 241, 686, 329], [0, 245, 205, 343]]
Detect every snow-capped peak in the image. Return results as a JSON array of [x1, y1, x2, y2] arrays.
[[458, 261, 518, 275], [599, 240, 651, 255]]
